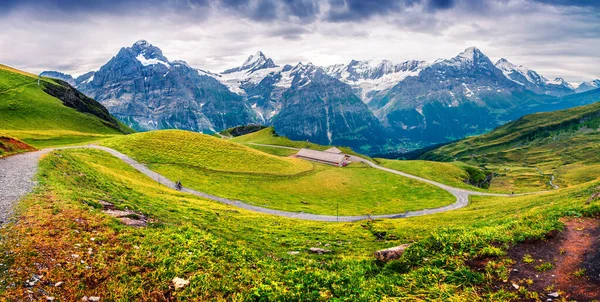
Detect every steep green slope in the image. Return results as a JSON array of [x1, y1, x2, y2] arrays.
[[101, 130, 455, 215], [422, 98, 600, 189], [0, 64, 133, 147]]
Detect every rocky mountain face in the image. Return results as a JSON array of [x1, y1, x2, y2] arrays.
[[73, 40, 256, 132], [215, 56, 389, 151], [326, 59, 426, 103], [366, 47, 569, 144], [215, 54, 289, 123], [41, 42, 600, 154], [272, 63, 388, 151]]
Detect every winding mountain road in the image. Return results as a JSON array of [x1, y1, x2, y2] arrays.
[[0, 144, 519, 224]]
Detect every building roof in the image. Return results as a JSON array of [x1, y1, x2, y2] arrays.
[[296, 148, 347, 164], [324, 147, 342, 154]]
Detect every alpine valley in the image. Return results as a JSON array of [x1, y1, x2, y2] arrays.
[[42, 41, 600, 154]]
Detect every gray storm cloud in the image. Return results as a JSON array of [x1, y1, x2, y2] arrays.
[[0, 0, 598, 82]]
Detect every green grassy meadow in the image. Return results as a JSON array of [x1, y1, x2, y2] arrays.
[[102, 131, 455, 215], [1, 147, 599, 301]]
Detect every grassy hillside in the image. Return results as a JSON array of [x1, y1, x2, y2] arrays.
[[377, 159, 492, 192], [0, 64, 133, 148], [0, 134, 35, 157], [2, 147, 599, 300], [102, 130, 455, 215], [422, 100, 600, 191], [233, 127, 499, 192]]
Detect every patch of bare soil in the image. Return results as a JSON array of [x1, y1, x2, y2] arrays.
[[496, 218, 600, 301], [98, 200, 150, 227], [0, 136, 36, 153]]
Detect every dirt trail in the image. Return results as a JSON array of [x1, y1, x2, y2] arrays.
[[488, 218, 600, 301], [554, 219, 600, 300]]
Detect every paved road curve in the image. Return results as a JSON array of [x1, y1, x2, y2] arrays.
[[0, 145, 519, 224]]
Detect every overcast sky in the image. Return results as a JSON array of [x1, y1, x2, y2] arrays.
[[1, 0, 598, 82]]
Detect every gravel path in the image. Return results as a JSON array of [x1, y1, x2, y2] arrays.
[[0, 144, 520, 224], [0, 149, 51, 224]]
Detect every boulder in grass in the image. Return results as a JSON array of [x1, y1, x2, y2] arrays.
[[172, 277, 190, 290], [374, 244, 411, 261], [309, 248, 331, 254]]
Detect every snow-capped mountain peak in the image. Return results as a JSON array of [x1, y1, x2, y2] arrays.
[[129, 40, 170, 68], [493, 58, 577, 95], [547, 77, 574, 89], [223, 51, 278, 74], [495, 58, 517, 71], [133, 39, 150, 47], [434, 46, 494, 70], [243, 51, 267, 66], [457, 46, 483, 60], [494, 58, 547, 86], [171, 60, 191, 68], [576, 79, 600, 93]]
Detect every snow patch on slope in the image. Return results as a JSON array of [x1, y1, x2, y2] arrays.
[[217, 66, 284, 94], [136, 54, 170, 68]]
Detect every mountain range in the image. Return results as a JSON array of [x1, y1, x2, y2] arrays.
[[41, 40, 600, 154]]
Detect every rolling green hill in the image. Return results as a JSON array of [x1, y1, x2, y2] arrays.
[[101, 130, 455, 215], [233, 127, 502, 193], [422, 99, 600, 190], [0, 64, 133, 148]]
